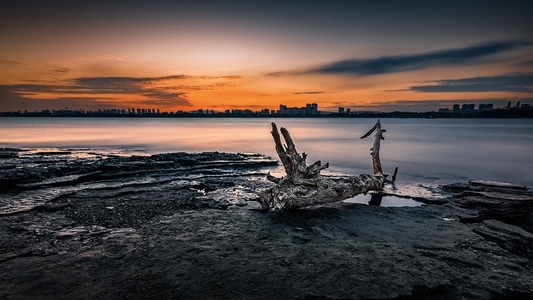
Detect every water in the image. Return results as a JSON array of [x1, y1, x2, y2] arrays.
[[1, 117, 532, 187]]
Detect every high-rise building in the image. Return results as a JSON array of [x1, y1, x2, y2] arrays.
[[461, 104, 475, 113], [479, 104, 493, 111]]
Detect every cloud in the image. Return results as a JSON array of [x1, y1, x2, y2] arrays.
[[75, 54, 128, 62], [0, 84, 116, 111], [51, 67, 73, 75], [0, 58, 25, 66], [41, 66, 75, 77], [292, 91, 326, 95], [409, 73, 533, 93], [271, 40, 531, 77], [72, 75, 241, 92], [0, 74, 242, 111]]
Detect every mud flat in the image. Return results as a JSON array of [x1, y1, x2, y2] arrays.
[[1, 150, 532, 299]]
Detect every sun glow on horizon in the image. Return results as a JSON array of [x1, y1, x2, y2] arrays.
[[1, 2, 532, 113]]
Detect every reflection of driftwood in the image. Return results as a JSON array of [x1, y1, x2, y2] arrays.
[[257, 121, 390, 211]]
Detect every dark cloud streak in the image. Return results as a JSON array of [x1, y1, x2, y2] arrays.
[[410, 73, 533, 93], [50, 67, 73, 75], [316, 40, 531, 76], [0, 58, 25, 66], [0, 74, 245, 111], [292, 91, 326, 95], [272, 40, 532, 77], [72, 75, 190, 86]]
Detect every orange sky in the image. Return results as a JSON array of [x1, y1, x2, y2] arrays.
[[1, 1, 532, 112]]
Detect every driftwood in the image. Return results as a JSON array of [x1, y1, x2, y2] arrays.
[[257, 120, 393, 211]]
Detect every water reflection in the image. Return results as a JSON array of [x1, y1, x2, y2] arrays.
[[1, 117, 532, 186], [369, 193, 383, 206], [344, 193, 423, 207]]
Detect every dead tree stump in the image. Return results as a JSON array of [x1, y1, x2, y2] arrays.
[[256, 121, 391, 211]]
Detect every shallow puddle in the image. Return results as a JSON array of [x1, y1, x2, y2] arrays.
[[343, 193, 424, 207]]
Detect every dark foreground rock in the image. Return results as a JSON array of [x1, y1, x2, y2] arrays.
[[1, 151, 532, 299]]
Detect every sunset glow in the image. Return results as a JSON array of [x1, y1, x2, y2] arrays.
[[1, 1, 532, 113]]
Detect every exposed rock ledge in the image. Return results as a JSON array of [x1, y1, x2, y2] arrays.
[[445, 179, 533, 224], [1, 151, 532, 299]]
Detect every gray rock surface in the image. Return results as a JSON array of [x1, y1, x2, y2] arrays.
[[1, 151, 532, 299]]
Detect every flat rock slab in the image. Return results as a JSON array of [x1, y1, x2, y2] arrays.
[[469, 179, 529, 190], [447, 179, 533, 222], [472, 219, 533, 259]]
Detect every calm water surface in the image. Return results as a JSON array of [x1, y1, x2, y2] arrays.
[[1, 117, 532, 187]]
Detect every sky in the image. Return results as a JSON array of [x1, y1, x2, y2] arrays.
[[1, 0, 532, 113]]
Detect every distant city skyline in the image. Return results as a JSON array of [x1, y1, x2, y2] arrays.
[[3, 100, 531, 118], [1, 1, 532, 113]]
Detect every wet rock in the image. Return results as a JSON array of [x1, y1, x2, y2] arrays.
[[1, 151, 532, 299], [34, 151, 72, 156], [472, 219, 533, 259], [0, 151, 18, 158], [0, 168, 44, 192], [194, 197, 231, 209], [469, 179, 529, 191], [448, 179, 533, 222], [0, 151, 276, 193], [0, 151, 277, 214], [34, 202, 72, 212]]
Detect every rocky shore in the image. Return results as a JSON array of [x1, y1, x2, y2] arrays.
[[1, 149, 532, 299]]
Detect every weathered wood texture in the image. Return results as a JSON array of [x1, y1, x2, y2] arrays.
[[256, 122, 387, 211], [360, 119, 385, 176]]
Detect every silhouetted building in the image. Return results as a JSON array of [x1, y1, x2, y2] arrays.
[[279, 103, 319, 116], [478, 104, 493, 111], [461, 103, 475, 113], [452, 104, 460, 112], [305, 103, 319, 116]]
